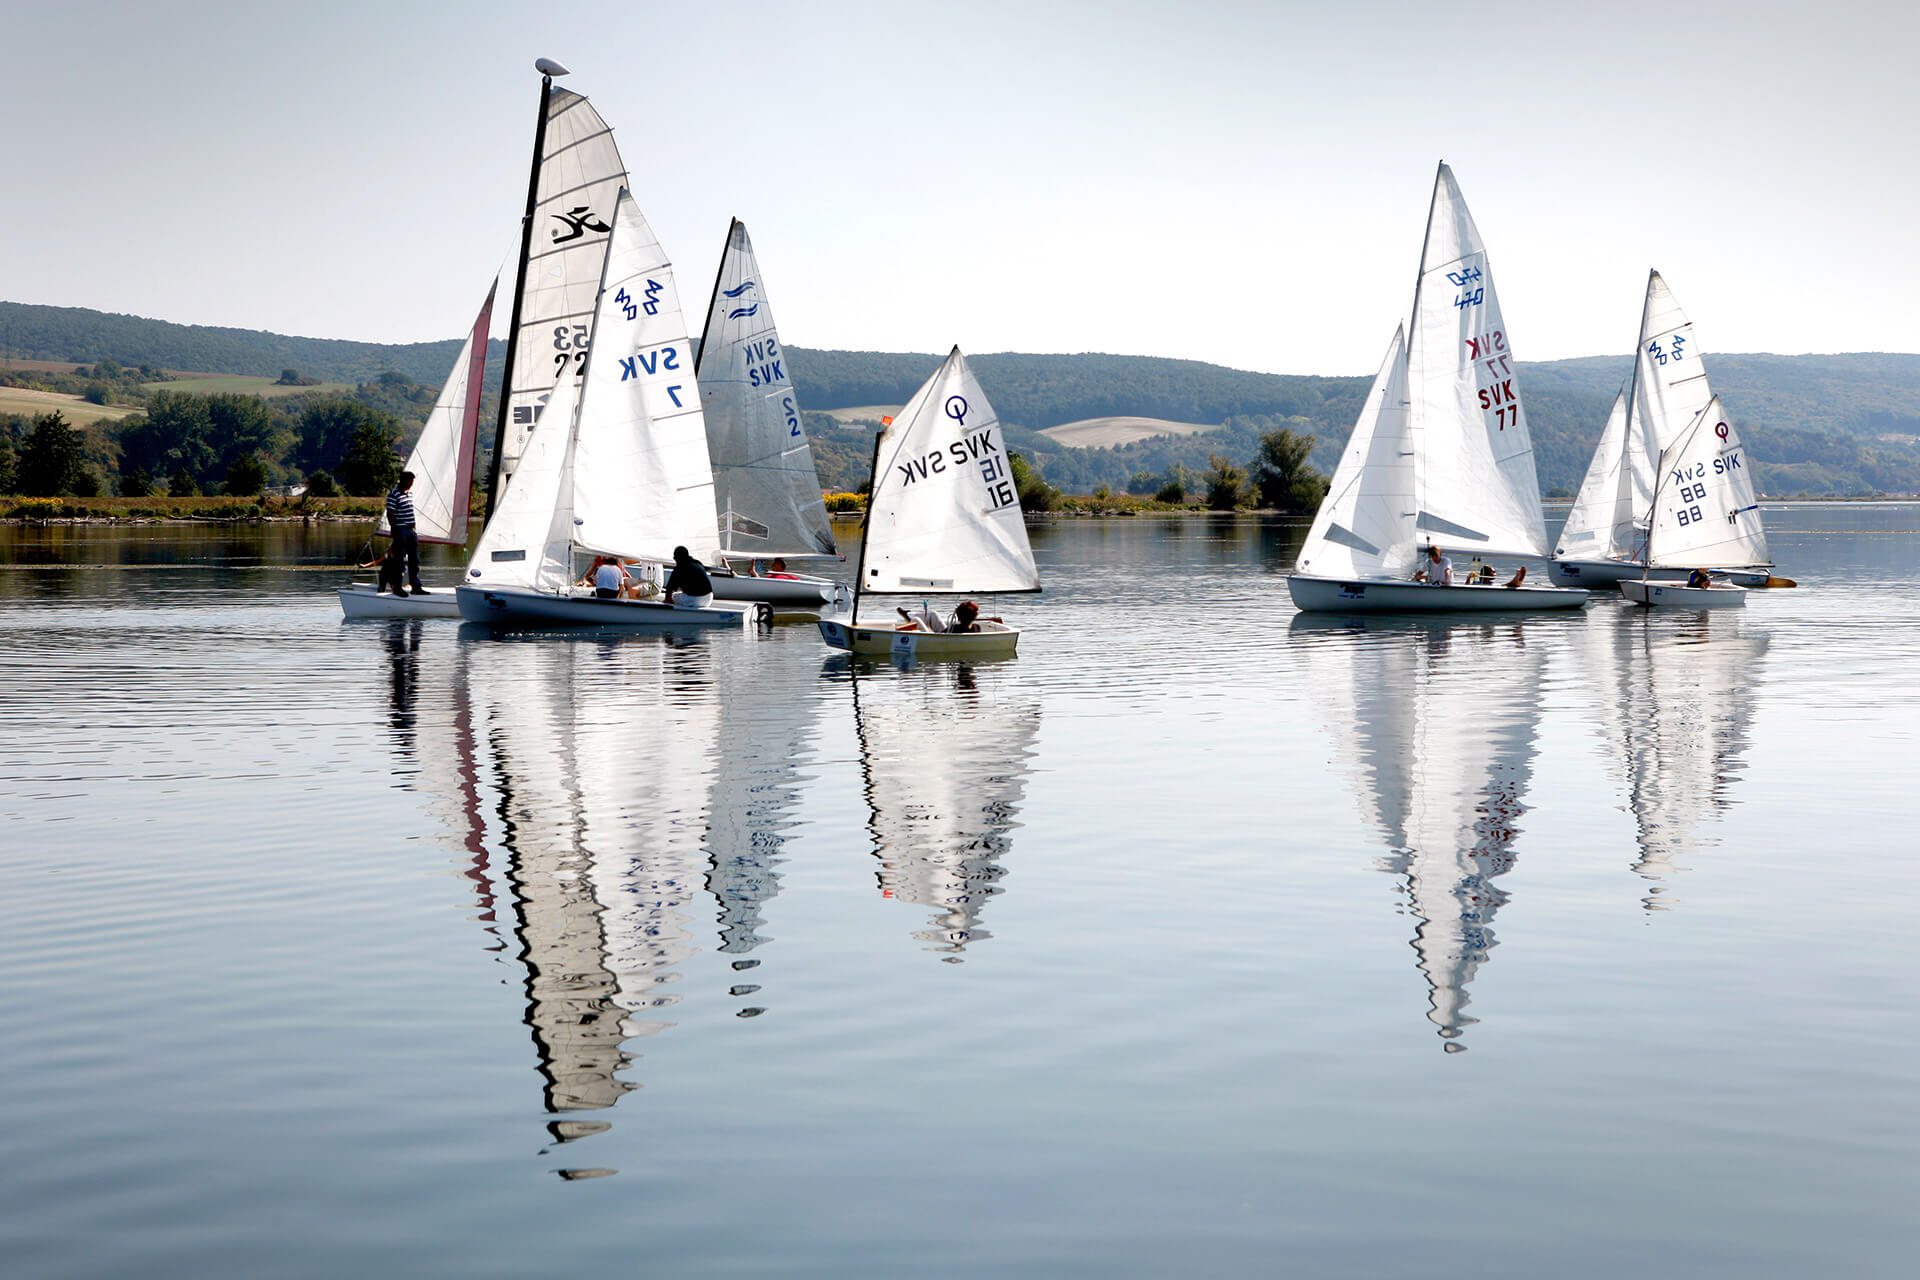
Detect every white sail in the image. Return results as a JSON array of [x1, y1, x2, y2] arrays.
[[378, 280, 497, 545], [1646, 395, 1769, 568], [1621, 271, 1714, 552], [465, 365, 580, 590], [570, 189, 722, 564], [696, 220, 836, 558], [1554, 385, 1629, 559], [861, 347, 1038, 597], [1406, 164, 1548, 559], [1296, 326, 1416, 579], [497, 87, 630, 480]]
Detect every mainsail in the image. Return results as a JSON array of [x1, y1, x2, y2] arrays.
[[1406, 163, 1549, 559], [860, 347, 1038, 597], [1645, 395, 1769, 569], [1296, 326, 1416, 579], [466, 187, 723, 587], [695, 220, 836, 558], [494, 85, 630, 487]]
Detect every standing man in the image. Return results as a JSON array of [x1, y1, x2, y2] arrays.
[[386, 471, 425, 596]]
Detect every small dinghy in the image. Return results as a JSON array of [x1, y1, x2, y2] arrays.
[[457, 187, 753, 631], [819, 348, 1039, 658], [1287, 163, 1587, 614], [1621, 397, 1764, 609]]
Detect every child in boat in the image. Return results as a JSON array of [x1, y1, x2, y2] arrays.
[[1687, 568, 1712, 588]]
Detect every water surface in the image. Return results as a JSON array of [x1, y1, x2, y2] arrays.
[[2, 507, 1916, 1277]]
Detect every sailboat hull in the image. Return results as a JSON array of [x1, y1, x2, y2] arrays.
[[708, 568, 844, 612], [1548, 558, 1686, 589], [337, 583, 463, 619], [456, 584, 758, 628], [1619, 580, 1747, 608], [818, 617, 1019, 658], [1287, 574, 1589, 614]]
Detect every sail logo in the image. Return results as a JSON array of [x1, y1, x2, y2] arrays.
[[642, 280, 662, 315], [1448, 265, 1484, 309], [1647, 335, 1687, 365], [551, 206, 611, 244], [722, 281, 756, 298], [728, 304, 760, 320]]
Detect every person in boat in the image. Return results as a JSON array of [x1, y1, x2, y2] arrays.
[[1413, 545, 1453, 585], [949, 600, 1002, 633], [767, 557, 796, 579], [384, 471, 425, 595], [577, 555, 632, 599], [1687, 567, 1713, 589], [1502, 565, 1528, 589], [663, 546, 715, 609]]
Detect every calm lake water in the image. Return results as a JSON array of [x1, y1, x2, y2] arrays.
[[3, 507, 1917, 1278]]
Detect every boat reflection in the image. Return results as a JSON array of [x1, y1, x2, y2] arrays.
[[397, 632, 819, 1171], [837, 658, 1041, 960], [1292, 612, 1558, 1050], [1593, 609, 1768, 908]]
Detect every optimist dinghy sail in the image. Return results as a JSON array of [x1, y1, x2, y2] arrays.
[[1646, 397, 1769, 571], [694, 219, 836, 559], [1555, 272, 1716, 584], [1288, 163, 1586, 613]]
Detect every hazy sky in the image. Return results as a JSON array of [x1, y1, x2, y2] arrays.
[[4, 0, 1914, 375]]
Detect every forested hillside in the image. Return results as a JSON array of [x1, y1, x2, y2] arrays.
[[3, 298, 1917, 499]]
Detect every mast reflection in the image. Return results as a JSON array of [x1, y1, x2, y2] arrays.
[[843, 659, 1041, 960], [1294, 613, 1550, 1049]]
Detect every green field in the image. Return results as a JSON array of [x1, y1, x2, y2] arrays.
[[0, 385, 142, 425], [139, 375, 356, 398]]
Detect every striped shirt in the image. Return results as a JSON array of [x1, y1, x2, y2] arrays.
[[385, 485, 415, 532]]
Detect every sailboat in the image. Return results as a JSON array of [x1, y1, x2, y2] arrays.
[[817, 347, 1040, 658], [692, 219, 845, 613], [1287, 164, 1588, 613], [1552, 271, 1720, 588], [456, 188, 754, 629], [337, 281, 497, 619], [1620, 397, 1765, 607]]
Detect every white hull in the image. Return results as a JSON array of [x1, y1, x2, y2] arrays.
[[1287, 574, 1589, 614], [456, 584, 756, 628], [337, 583, 463, 619], [708, 568, 844, 612], [1547, 558, 1686, 589], [1620, 579, 1747, 608], [818, 616, 1020, 659]]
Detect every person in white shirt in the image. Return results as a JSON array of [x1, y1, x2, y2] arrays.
[[1413, 544, 1453, 585]]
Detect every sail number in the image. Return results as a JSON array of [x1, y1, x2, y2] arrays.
[[552, 322, 590, 376], [894, 430, 1017, 511], [783, 395, 801, 438], [743, 338, 786, 389], [1468, 331, 1518, 430], [616, 342, 689, 409]]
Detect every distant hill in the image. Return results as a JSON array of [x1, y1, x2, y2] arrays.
[[3, 298, 1917, 496]]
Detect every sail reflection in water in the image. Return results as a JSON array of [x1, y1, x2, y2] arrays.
[[1294, 615, 1548, 1049], [841, 660, 1041, 960], [1591, 612, 1768, 906], [399, 633, 819, 1163]]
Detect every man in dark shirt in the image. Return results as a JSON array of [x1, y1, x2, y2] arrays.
[[662, 545, 714, 608], [385, 471, 424, 595]]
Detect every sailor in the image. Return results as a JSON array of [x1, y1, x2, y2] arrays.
[[1413, 544, 1453, 585], [663, 546, 715, 609], [384, 471, 424, 595], [1687, 567, 1712, 589]]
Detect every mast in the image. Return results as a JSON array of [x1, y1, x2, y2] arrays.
[[848, 428, 887, 620], [1404, 161, 1446, 535], [484, 64, 559, 522], [1621, 268, 1654, 561], [695, 218, 739, 554]]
